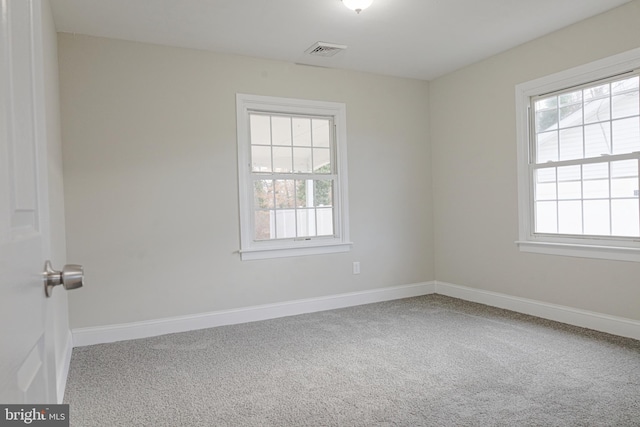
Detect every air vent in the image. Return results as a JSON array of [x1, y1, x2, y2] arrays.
[[305, 42, 347, 57]]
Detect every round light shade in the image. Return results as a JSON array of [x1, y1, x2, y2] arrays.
[[342, 0, 373, 14]]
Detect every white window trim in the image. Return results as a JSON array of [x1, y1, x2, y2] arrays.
[[236, 93, 352, 261], [515, 47, 640, 263]]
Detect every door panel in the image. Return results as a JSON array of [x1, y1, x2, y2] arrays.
[[0, 0, 54, 403], [8, 0, 38, 225]]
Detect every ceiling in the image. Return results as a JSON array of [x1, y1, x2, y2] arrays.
[[50, 0, 631, 81]]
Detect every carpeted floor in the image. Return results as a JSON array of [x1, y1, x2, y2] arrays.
[[64, 295, 640, 426]]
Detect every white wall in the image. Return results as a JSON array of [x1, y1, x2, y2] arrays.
[[58, 34, 433, 328], [430, 1, 640, 321]]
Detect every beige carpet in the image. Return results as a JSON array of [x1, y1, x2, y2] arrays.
[[64, 295, 640, 426]]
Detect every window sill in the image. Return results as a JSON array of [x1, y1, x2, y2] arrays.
[[516, 240, 640, 263], [240, 241, 353, 261]]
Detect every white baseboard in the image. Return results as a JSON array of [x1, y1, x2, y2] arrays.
[[72, 282, 436, 347], [56, 330, 72, 404], [435, 281, 640, 341], [71, 280, 640, 348]]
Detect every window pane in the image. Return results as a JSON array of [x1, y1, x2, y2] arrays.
[[296, 179, 313, 208], [611, 178, 638, 199], [611, 159, 639, 200], [558, 201, 582, 234], [274, 180, 295, 208], [534, 168, 557, 200], [293, 147, 313, 173], [535, 97, 557, 111], [536, 131, 558, 163], [583, 200, 610, 236], [312, 119, 331, 147], [583, 179, 609, 199], [254, 179, 274, 209], [559, 128, 583, 160], [273, 146, 292, 172], [314, 180, 333, 207], [559, 90, 582, 107], [254, 210, 274, 240], [584, 123, 611, 157], [557, 165, 580, 182], [296, 209, 316, 237], [535, 201, 557, 233], [612, 200, 640, 237], [583, 162, 609, 180], [559, 111, 582, 129], [558, 180, 580, 200], [535, 108, 558, 132], [251, 145, 272, 172], [316, 207, 334, 236], [611, 76, 639, 94], [612, 91, 639, 119], [250, 114, 271, 145], [271, 116, 292, 146], [535, 181, 556, 201], [583, 97, 610, 124], [292, 118, 311, 147], [612, 118, 640, 154], [313, 148, 331, 172], [559, 90, 582, 128], [583, 164, 609, 200], [583, 83, 610, 101], [556, 163, 580, 201], [536, 167, 556, 183], [611, 159, 637, 178], [275, 209, 296, 239]]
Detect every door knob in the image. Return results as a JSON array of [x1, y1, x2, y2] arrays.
[[43, 260, 84, 297]]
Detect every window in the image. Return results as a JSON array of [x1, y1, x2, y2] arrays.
[[516, 48, 640, 262], [236, 94, 351, 260]]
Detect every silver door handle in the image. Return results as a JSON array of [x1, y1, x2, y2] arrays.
[[43, 260, 84, 297]]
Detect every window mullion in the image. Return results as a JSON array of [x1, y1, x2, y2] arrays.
[[580, 165, 585, 235], [581, 93, 586, 236], [555, 167, 560, 234], [528, 163, 536, 236], [637, 159, 640, 236], [267, 117, 279, 239], [527, 105, 535, 164], [332, 123, 338, 174], [608, 162, 613, 235], [637, 94, 640, 236], [310, 117, 315, 172], [556, 96, 560, 162], [609, 82, 614, 154]]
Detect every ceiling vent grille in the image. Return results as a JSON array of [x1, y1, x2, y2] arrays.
[[305, 42, 347, 57]]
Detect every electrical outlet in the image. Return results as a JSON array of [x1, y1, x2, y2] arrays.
[[353, 261, 360, 275]]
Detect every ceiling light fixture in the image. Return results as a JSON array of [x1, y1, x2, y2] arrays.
[[342, 0, 373, 14]]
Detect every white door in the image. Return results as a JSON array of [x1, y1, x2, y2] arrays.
[[1, 0, 57, 403]]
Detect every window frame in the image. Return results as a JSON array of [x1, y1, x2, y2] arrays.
[[236, 93, 351, 260], [515, 47, 640, 262]]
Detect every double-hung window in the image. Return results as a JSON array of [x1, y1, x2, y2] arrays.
[[516, 48, 640, 262], [236, 94, 351, 260]]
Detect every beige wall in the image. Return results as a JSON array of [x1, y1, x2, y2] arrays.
[[59, 1, 640, 330], [58, 34, 433, 328], [430, 1, 640, 320]]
